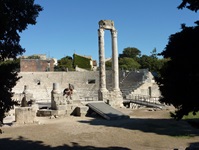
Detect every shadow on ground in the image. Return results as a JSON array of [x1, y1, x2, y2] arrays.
[[78, 116, 199, 137], [0, 136, 130, 150], [186, 142, 199, 149]]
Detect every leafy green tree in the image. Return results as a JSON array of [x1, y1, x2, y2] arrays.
[[150, 48, 158, 59], [138, 48, 167, 76], [119, 47, 141, 59], [55, 56, 74, 71], [119, 57, 140, 70], [105, 59, 112, 70], [139, 55, 154, 69], [27, 55, 41, 59], [154, 58, 169, 77], [158, 24, 199, 120], [157, 0, 199, 119], [0, 0, 42, 124]]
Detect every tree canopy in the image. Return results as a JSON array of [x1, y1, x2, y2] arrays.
[[27, 55, 41, 59], [119, 57, 140, 70], [119, 47, 141, 59], [118, 47, 166, 73], [55, 56, 74, 71], [0, 0, 42, 124], [0, 0, 42, 60], [157, 0, 199, 119], [178, 0, 199, 12]]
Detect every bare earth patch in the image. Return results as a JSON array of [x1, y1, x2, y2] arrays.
[[1, 106, 199, 150]]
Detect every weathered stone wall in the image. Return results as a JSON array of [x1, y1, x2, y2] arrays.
[[20, 59, 54, 72], [15, 106, 38, 124], [12, 71, 100, 101], [12, 70, 160, 102]]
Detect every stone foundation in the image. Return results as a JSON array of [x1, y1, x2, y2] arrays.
[[15, 107, 38, 124], [104, 90, 123, 108]]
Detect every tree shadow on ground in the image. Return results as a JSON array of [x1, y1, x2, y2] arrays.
[[0, 136, 130, 150], [78, 115, 199, 137], [186, 142, 199, 149]]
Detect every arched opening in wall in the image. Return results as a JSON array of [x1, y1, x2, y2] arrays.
[[88, 79, 96, 84]]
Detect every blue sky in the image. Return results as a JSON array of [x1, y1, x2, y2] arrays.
[[19, 0, 198, 62]]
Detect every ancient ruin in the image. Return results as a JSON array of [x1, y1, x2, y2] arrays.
[[98, 20, 123, 107], [4, 20, 163, 125]]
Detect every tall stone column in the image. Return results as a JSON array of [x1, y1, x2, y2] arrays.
[[98, 20, 123, 107], [111, 29, 120, 91], [98, 28, 108, 100]]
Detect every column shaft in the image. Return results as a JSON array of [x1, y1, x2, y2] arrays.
[[98, 29, 107, 92], [111, 29, 120, 91]]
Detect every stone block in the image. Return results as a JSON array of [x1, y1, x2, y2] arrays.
[[15, 107, 37, 124], [56, 110, 67, 116], [75, 106, 89, 117], [57, 105, 67, 110]]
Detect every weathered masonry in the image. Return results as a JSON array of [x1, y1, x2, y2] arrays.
[[98, 20, 123, 107]]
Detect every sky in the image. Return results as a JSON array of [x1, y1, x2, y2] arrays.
[[19, 0, 198, 62]]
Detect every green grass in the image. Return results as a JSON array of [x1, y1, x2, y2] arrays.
[[174, 134, 195, 138], [183, 112, 199, 129], [183, 112, 199, 119]]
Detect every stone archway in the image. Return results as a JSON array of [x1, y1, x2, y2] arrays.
[[98, 20, 123, 107]]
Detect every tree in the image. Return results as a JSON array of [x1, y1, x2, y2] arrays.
[[178, 0, 199, 12], [139, 55, 154, 70], [150, 48, 158, 59], [0, 0, 42, 124], [27, 55, 41, 59], [157, 0, 199, 119], [119, 47, 141, 59], [105, 59, 112, 70], [158, 24, 199, 120], [138, 49, 167, 76], [55, 56, 74, 71], [119, 57, 140, 70]]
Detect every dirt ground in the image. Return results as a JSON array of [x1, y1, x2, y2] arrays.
[[1, 106, 199, 150]]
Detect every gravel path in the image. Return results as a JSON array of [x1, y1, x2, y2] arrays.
[[0, 107, 199, 150]]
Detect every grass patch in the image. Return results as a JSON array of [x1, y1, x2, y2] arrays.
[[183, 112, 199, 119], [183, 112, 199, 129], [174, 134, 195, 138]]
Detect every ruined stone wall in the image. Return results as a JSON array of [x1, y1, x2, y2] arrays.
[[20, 59, 54, 72], [12, 71, 100, 101], [12, 70, 160, 102]]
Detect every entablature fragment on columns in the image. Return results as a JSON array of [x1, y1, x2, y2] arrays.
[[99, 20, 115, 30]]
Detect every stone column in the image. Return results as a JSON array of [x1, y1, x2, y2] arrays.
[[22, 85, 33, 103], [111, 29, 120, 91], [98, 28, 108, 100], [51, 83, 59, 109], [52, 83, 59, 93]]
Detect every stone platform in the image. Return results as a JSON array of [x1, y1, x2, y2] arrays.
[[86, 101, 129, 120]]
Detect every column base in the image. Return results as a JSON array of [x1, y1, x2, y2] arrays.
[[106, 90, 124, 108], [98, 88, 109, 101]]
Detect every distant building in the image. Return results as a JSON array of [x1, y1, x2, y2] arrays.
[[20, 53, 97, 72], [92, 60, 97, 71], [21, 54, 47, 60], [20, 54, 54, 72], [52, 58, 58, 66], [73, 53, 97, 71]]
